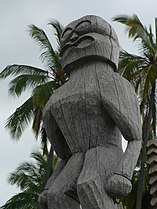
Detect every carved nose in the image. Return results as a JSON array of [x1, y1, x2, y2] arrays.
[[70, 31, 79, 42]]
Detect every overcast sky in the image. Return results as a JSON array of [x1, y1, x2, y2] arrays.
[[1, 0, 157, 206]]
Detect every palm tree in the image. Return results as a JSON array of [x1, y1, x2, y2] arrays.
[[0, 20, 66, 154], [0, 150, 57, 209], [113, 14, 157, 209], [0, 20, 66, 189]]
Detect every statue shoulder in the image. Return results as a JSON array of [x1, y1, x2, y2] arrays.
[[97, 70, 141, 141], [97, 70, 137, 105], [43, 82, 68, 115]]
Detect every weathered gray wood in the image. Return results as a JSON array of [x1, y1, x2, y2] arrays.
[[39, 15, 142, 209], [60, 15, 119, 73]]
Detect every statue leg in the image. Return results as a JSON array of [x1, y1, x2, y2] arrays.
[[47, 152, 84, 209], [38, 158, 69, 208], [77, 146, 120, 209]]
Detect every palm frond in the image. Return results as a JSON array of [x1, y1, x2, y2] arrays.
[[134, 77, 142, 93], [5, 97, 34, 139], [0, 192, 38, 209], [113, 14, 156, 55], [28, 24, 61, 70], [148, 25, 155, 48], [119, 50, 147, 69], [31, 81, 55, 138], [0, 64, 48, 79], [8, 151, 47, 191], [9, 170, 37, 191], [48, 20, 64, 50], [9, 74, 50, 97], [32, 81, 54, 108], [113, 14, 146, 38], [1, 150, 57, 209], [118, 51, 146, 83], [30, 151, 47, 169], [1, 22, 65, 146], [141, 65, 157, 103]]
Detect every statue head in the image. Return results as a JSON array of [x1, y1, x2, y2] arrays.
[[60, 15, 119, 73]]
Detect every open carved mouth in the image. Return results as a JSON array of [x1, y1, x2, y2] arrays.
[[60, 36, 94, 57]]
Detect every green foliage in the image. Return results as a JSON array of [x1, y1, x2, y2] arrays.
[[0, 150, 57, 209], [48, 20, 64, 51], [0, 20, 66, 153], [121, 168, 151, 209], [113, 14, 157, 209], [6, 97, 34, 139], [113, 14, 157, 137], [28, 24, 61, 70], [113, 14, 156, 55]]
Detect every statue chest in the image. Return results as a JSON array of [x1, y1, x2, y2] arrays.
[[47, 80, 103, 151], [49, 77, 101, 117]]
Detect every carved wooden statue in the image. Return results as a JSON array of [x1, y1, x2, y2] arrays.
[[39, 15, 142, 209]]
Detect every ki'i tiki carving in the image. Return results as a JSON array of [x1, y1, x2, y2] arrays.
[[38, 15, 142, 209], [147, 140, 157, 208]]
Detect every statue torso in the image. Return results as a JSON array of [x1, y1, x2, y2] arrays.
[[44, 65, 122, 153]]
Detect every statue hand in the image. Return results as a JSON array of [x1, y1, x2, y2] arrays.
[[38, 190, 48, 208], [105, 173, 132, 198]]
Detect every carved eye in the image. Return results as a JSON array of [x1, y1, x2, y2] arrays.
[[62, 28, 73, 40], [75, 21, 91, 35]]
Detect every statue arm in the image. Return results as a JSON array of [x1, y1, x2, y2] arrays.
[[43, 110, 72, 160], [103, 96, 142, 180], [105, 140, 141, 198], [99, 73, 142, 197]]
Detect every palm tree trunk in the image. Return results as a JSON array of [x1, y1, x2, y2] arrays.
[[135, 111, 151, 209], [136, 83, 156, 209], [43, 145, 54, 187]]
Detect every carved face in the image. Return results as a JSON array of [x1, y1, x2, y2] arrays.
[[60, 15, 119, 72]]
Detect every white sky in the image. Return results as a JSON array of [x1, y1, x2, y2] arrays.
[[0, 0, 157, 206]]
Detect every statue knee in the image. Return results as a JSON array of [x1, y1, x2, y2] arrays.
[[77, 178, 96, 195], [77, 178, 109, 209]]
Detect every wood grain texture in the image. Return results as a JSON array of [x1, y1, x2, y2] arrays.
[[147, 140, 157, 207], [60, 15, 119, 73], [39, 15, 142, 209]]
